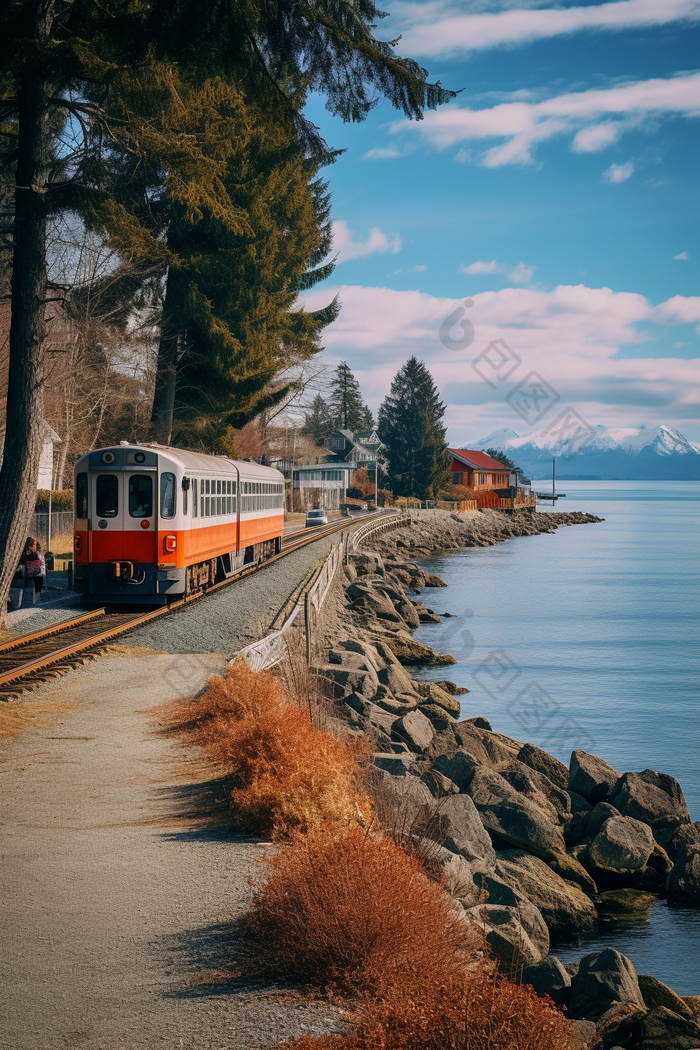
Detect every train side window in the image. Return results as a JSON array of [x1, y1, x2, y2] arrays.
[[160, 472, 176, 518], [96, 474, 118, 518], [182, 478, 189, 516], [76, 472, 88, 518], [192, 478, 198, 517], [129, 474, 153, 517]]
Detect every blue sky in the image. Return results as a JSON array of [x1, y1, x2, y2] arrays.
[[301, 0, 700, 444]]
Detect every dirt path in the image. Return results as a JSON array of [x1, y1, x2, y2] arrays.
[[0, 651, 339, 1050]]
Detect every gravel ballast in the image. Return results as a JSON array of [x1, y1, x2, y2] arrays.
[[121, 532, 339, 656]]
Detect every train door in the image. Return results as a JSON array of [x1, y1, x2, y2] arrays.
[[91, 471, 124, 561], [126, 472, 156, 563]]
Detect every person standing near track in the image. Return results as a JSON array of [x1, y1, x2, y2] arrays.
[[21, 537, 45, 602]]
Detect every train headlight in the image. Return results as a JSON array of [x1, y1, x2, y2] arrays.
[[134, 452, 146, 464], [140, 520, 150, 529], [101, 450, 116, 464], [74, 535, 82, 552], [164, 535, 177, 552]]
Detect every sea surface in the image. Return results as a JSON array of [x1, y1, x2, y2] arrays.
[[414, 481, 700, 993]]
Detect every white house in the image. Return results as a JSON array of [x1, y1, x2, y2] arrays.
[[0, 421, 61, 490]]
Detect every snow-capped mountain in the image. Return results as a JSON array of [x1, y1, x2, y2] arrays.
[[469, 424, 700, 480]]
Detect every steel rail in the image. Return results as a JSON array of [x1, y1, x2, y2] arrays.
[[0, 513, 376, 692]]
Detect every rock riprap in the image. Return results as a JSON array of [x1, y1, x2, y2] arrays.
[[309, 509, 696, 1039]]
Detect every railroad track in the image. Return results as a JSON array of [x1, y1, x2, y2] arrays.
[[0, 513, 373, 700]]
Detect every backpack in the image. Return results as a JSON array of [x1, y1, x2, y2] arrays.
[[25, 553, 44, 577]]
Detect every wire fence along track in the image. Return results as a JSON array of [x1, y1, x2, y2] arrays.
[[0, 515, 374, 698], [348, 511, 412, 553]]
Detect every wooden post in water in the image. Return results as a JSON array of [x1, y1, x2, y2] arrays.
[[552, 457, 556, 498]]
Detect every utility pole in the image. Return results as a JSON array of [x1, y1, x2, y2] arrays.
[[552, 457, 556, 498]]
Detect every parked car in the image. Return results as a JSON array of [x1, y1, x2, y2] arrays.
[[305, 509, 329, 527]]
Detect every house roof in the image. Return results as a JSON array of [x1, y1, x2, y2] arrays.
[[449, 448, 509, 471]]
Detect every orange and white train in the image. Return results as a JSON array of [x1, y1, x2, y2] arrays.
[[74, 443, 285, 604]]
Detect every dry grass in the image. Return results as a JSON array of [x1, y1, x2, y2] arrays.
[[282, 973, 574, 1050], [0, 699, 82, 738], [165, 660, 370, 839], [245, 827, 477, 999]]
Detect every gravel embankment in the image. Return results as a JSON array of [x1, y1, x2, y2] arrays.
[[121, 532, 339, 656]]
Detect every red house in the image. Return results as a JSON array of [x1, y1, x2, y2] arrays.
[[448, 449, 510, 490]]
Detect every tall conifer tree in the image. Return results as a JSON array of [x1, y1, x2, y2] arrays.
[[377, 357, 450, 499], [329, 361, 372, 432], [302, 393, 334, 443]]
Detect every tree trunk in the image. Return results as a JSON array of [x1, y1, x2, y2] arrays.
[[149, 269, 181, 445], [0, 1, 55, 626]]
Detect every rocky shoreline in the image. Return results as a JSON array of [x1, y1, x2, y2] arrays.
[[312, 509, 700, 1050]]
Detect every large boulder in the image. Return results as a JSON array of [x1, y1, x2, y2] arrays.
[[315, 663, 379, 700], [373, 770, 435, 831], [420, 840, 483, 907], [568, 948, 645, 1021], [593, 888, 655, 914], [609, 769, 691, 848], [415, 680, 461, 716], [636, 1006, 700, 1049], [466, 767, 567, 860], [517, 742, 570, 791], [377, 660, 420, 699], [495, 849, 598, 936], [453, 720, 517, 768], [430, 749, 477, 792], [417, 703, 455, 731], [521, 954, 571, 1006], [665, 823, 700, 903], [638, 975, 696, 1020], [500, 761, 572, 825], [467, 902, 549, 969], [430, 793, 496, 874], [568, 750, 620, 804], [392, 708, 434, 753], [373, 752, 413, 776], [548, 852, 598, 895], [588, 816, 655, 876], [336, 638, 386, 671], [586, 802, 622, 840]]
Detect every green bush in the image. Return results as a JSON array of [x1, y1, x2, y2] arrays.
[[35, 490, 73, 512]]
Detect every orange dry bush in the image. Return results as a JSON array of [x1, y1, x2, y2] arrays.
[[283, 973, 574, 1050], [168, 661, 369, 838], [245, 827, 477, 998]]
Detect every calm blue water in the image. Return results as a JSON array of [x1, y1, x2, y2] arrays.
[[414, 481, 700, 992]]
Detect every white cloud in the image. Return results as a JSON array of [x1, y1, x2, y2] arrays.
[[393, 0, 700, 58], [572, 122, 624, 152], [301, 282, 700, 438], [509, 261, 536, 283], [393, 264, 428, 274], [389, 72, 700, 166], [332, 221, 402, 262], [460, 259, 536, 283], [674, 251, 690, 260], [462, 259, 499, 274], [603, 161, 635, 182], [363, 146, 404, 160]]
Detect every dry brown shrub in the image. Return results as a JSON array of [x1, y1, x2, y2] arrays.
[[245, 827, 477, 999], [282, 972, 574, 1050], [166, 661, 369, 838]]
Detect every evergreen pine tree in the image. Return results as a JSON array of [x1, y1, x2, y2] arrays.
[[359, 403, 375, 431], [329, 361, 370, 432], [302, 394, 334, 443], [377, 357, 450, 500]]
